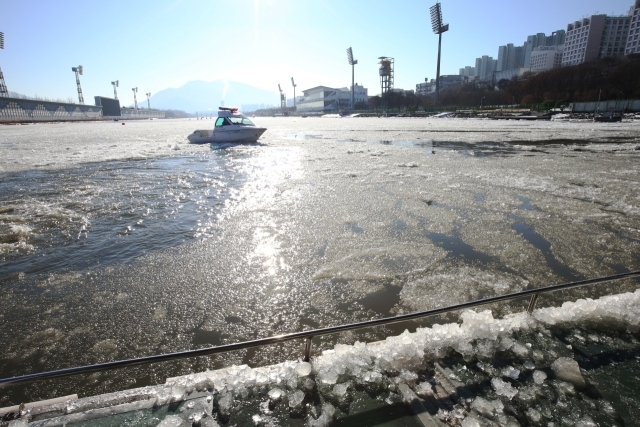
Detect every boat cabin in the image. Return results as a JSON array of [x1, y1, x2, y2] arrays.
[[215, 107, 256, 127]]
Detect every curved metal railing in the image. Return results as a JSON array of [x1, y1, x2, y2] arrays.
[[1, 270, 639, 388]]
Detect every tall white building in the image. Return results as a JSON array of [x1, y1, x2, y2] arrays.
[[459, 66, 476, 77], [497, 44, 524, 71], [626, 0, 640, 55], [524, 33, 547, 68], [600, 16, 631, 57], [562, 14, 630, 66], [474, 56, 497, 81]]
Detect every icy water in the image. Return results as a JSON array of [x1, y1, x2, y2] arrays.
[[1, 117, 640, 413]]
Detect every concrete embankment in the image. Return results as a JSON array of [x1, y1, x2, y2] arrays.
[[0, 97, 165, 123]]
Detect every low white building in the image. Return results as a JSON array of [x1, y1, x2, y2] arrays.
[[416, 81, 432, 96], [296, 85, 368, 112], [494, 67, 546, 82], [529, 46, 564, 70]]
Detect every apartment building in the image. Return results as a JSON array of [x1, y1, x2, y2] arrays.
[[562, 13, 630, 66], [626, 0, 640, 54]]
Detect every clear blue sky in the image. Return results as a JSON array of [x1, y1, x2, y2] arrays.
[[0, 0, 634, 104]]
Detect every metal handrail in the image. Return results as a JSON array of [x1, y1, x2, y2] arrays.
[[1, 270, 638, 388]]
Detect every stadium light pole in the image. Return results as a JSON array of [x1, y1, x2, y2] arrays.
[[346, 47, 358, 109], [71, 65, 84, 104], [291, 77, 297, 111], [0, 32, 8, 97], [111, 80, 119, 100], [430, 2, 449, 109], [132, 87, 138, 110], [146, 92, 151, 109]]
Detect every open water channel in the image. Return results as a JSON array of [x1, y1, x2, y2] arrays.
[[0, 117, 639, 424]]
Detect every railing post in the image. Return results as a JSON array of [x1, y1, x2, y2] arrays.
[[527, 293, 539, 313], [304, 337, 313, 362]]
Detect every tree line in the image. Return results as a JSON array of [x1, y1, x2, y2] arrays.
[[364, 54, 640, 110]]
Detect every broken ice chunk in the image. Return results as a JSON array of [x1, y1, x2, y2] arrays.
[[551, 357, 586, 388], [575, 416, 598, 427], [523, 360, 535, 370], [470, 396, 504, 419], [533, 370, 547, 385], [307, 403, 336, 427], [332, 382, 349, 400], [217, 393, 233, 418], [414, 381, 434, 396], [502, 366, 520, 380], [491, 378, 518, 400], [288, 390, 305, 409], [511, 342, 529, 358], [303, 378, 316, 391], [295, 362, 312, 377], [461, 417, 482, 427], [267, 388, 284, 402], [319, 369, 339, 385], [156, 415, 183, 427], [526, 408, 542, 424]]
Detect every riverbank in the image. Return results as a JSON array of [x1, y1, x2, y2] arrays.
[[2, 288, 639, 426]]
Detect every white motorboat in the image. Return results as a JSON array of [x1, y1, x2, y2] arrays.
[[187, 107, 267, 143]]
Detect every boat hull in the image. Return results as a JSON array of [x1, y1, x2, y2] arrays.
[[187, 128, 267, 144], [593, 116, 622, 123]]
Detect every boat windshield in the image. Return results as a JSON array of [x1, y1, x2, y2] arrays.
[[228, 116, 255, 126]]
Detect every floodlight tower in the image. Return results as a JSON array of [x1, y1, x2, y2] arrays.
[[278, 84, 286, 111], [71, 65, 84, 104], [111, 80, 119, 100], [430, 2, 449, 108], [0, 32, 8, 97], [346, 47, 358, 109], [132, 87, 138, 110], [378, 57, 394, 97], [291, 77, 297, 111], [146, 92, 151, 109]]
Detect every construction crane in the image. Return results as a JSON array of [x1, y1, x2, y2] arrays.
[[278, 84, 286, 111]]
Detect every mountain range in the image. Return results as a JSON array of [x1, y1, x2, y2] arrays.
[[142, 80, 279, 113]]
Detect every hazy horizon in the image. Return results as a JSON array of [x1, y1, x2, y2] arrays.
[[1, 0, 635, 106]]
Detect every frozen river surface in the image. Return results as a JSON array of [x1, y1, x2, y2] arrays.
[[0, 117, 639, 416]]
